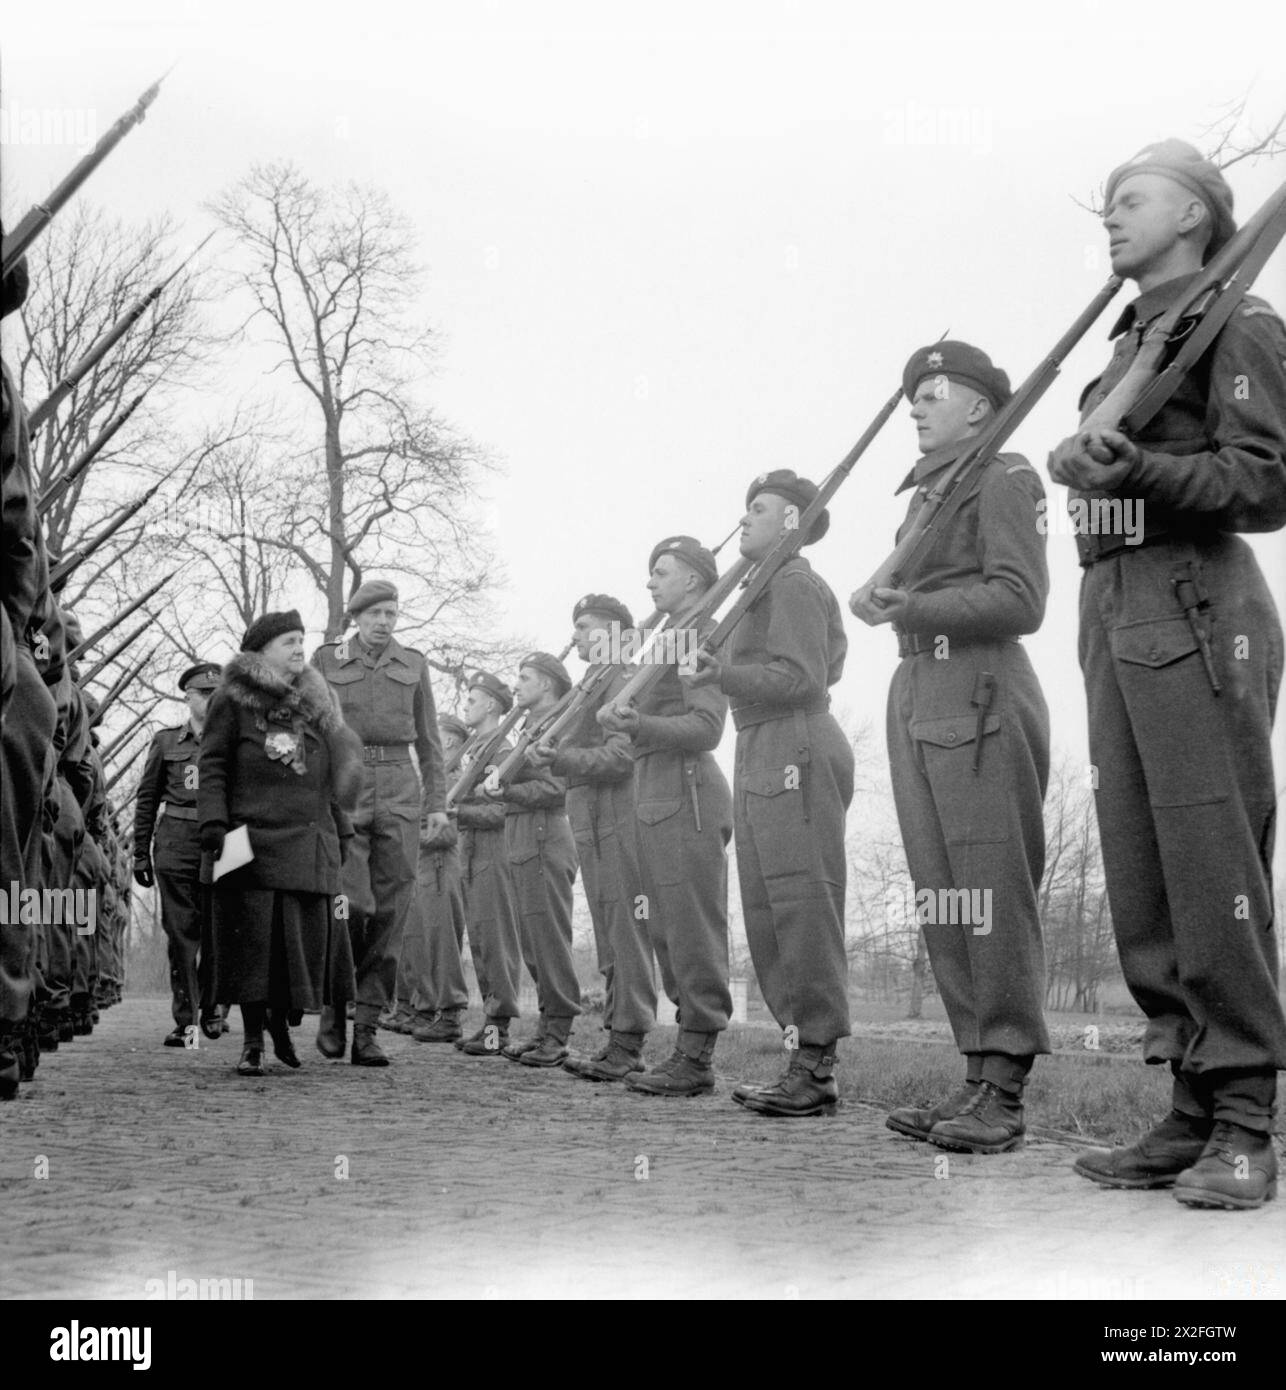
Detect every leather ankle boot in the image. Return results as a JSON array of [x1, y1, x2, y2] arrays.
[[928, 1081, 1024, 1153], [1074, 1110, 1213, 1189], [887, 1081, 981, 1141]]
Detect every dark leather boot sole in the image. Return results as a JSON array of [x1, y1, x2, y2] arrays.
[[928, 1131, 1024, 1154], [627, 1080, 715, 1098], [1073, 1156, 1184, 1190], [1173, 1178, 1277, 1211], [740, 1094, 838, 1117], [315, 1036, 346, 1059], [236, 1048, 264, 1077]]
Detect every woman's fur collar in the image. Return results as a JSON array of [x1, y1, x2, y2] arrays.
[[222, 651, 342, 732]]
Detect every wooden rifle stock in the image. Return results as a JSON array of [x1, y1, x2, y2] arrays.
[[1082, 176, 1286, 434]]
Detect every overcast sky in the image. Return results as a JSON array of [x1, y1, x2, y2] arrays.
[[4, 0, 1285, 811]]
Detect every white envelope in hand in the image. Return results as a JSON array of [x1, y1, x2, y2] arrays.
[[212, 824, 255, 881]]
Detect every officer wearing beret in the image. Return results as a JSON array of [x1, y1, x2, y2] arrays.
[[1049, 140, 1286, 1209], [530, 596, 653, 1083], [312, 579, 448, 1065], [453, 671, 524, 1055], [133, 661, 226, 1045], [600, 537, 734, 1095], [489, 652, 582, 1065], [397, 714, 471, 1043], [852, 342, 1052, 1151], [691, 473, 855, 1115]]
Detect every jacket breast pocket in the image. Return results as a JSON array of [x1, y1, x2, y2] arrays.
[[384, 665, 420, 714], [910, 713, 1009, 845]]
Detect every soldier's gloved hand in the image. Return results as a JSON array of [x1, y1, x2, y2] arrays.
[[685, 648, 722, 688], [420, 817, 458, 850], [422, 811, 451, 840], [849, 584, 907, 626], [200, 825, 226, 857], [132, 859, 154, 889], [1047, 428, 1139, 490], [597, 701, 639, 734]]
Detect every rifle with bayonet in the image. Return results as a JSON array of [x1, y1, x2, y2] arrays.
[[1082, 176, 1286, 436], [483, 617, 676, 791], [39, 384, 156, 512], [28, 230, 212, 434], [855, 276, 1125, 602], [105, 743, 147, 794], [76, 616, 152, 687], [50, 464, 187, 590], [66, 568, 178, 664], [98, 699, 161, 764], [88, 645, 158, 729], [2, 71, 170, 277]]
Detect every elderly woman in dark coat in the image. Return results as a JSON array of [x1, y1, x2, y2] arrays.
[[199, 611, 362, 1076]]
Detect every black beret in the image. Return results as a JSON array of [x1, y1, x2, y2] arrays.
[[347, 579, 399, 617], [468, 670, 513, 713], [902, 340, 1012, 412], [572, 593, 633, 629], [648, 535, 718, 587], [1106, 139, 1235, 260], [519, 650, 573, 697], [241, 610, 304, 653], [179, 661, 223, 693], [745, 469, 830, 544], [439, 714, 468, 742]]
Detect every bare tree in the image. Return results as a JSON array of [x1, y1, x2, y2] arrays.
[[208, 162, 512, 679]]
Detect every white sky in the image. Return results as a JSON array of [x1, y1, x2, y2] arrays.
[[3, 0, 1286, 815]]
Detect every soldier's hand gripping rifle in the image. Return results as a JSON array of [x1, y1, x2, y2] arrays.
[[29, 231, 213, 435], [1080, 175, 1286, 441], [2, 71, 170, 278], [1059, 173, 1286, 696], [853, 276, 1124, 606]]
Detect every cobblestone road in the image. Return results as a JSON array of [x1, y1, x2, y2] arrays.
[[1, 1000, 1282, 1300]]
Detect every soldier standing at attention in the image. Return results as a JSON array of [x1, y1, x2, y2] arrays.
[[1049, 141, 1286, 1210], [133, 662, 225, 1045], [599, 537, 734, 1097], [312, 580, 448, 1066], [851, 342, 1052, 1152], [401, 714, 471, 1043], [530, 596, 652, 1083], [690, 472, 855, 1116], [454, 672, 524, 1056], [487, 652, 582, 1066]]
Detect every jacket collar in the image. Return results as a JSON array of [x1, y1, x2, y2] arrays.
[[335, 634, 407, 668], [1108, 270, 1203, 339], [896, 440, 967, 495]]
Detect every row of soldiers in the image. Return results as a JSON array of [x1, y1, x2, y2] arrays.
[[6, 136, 1285, 1219], [1, 243, 138, 1099]]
